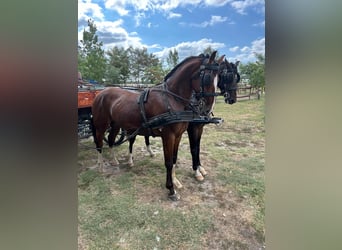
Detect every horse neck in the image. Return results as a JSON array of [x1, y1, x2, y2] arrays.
[[166, 60, 201, 100]]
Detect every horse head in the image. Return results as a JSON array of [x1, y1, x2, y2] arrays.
[[218, 59, 240, 104], [189, 51, 222, 115]]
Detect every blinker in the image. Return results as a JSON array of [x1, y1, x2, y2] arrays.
[[203, 74, 212, 86]]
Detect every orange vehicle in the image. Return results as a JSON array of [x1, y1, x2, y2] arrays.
[[77, 73, 126, 143], [78, 73, 105, 138]]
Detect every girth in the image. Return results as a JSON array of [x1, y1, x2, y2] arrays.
[[137, 88, 150, 126]]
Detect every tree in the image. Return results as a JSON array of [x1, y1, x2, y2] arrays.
[[126, 47, 165, 85], [142, 55, 165, 84], [239, 53, 265, 99], [78, 19, 106, 83], [106, 46, 129, 84], [203, 46, 215, 56], [166, 48, 179, 70]]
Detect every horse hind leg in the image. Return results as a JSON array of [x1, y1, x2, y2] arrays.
[[171, 135, 183, 189], [107, 124, 120, 166], [93, 128, 105, 172]]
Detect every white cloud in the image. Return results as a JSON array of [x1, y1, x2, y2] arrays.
[[233, 37, 265, 63], [231, 0, 265, 15], [204, 0, 232, 6], [79, 19, 147, 50], [167, 12, 182, 19], [253, 20, 265, 27], [154, 38, 225, 62], [229, 46, 239, 52], [104, 0, 130, 16], [78, 0, 104, 22], [185, 15, 229, 28]]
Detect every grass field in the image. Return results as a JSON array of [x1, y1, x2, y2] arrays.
[[78, 95, 265, 249]]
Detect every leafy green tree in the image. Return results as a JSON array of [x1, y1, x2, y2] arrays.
[[78, 19, 106, 83], [127, 46, 146, 84], [166, 48, 179, 70], [239, 53, 265, 99], [142, 55, 165, 84], [105, 46, 129, 84], [126, 47, 165, 85], [203, 46, 215, 56]]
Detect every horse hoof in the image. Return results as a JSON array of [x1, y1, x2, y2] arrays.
[[168, 193, 180, 201], [195, 174, 204, 182], [110, 160, 120, 166], [199, 167, 208, 176], [173, 180, 183, 189]]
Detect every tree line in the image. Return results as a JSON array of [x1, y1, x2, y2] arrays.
[[78, 19, 264, 90]]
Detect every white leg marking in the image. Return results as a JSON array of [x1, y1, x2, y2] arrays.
[[146, 145, 155, 157], [128, 153, 134, 166], [97, 152, 103, 172], [172, 165, 183, 189], [199, 166, 208, 176], [195, 169, 204, 181], [110, 147, 119, 165]]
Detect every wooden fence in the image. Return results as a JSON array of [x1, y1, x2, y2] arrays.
[[106, 83, 262, 100]]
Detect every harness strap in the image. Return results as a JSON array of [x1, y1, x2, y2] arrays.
[[138, 89, 154, 135], [138, 89, 149, 125]]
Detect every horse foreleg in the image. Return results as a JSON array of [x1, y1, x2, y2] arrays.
[[162, 133, 180, 201], [128, 135, 136, 166], [144, 136, 155, 157], [187, 123, 207, 181]]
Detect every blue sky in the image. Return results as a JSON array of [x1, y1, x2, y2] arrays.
[[78, 0, 265, 64]]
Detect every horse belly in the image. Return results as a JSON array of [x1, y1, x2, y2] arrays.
[[110, 99, 142, 129]]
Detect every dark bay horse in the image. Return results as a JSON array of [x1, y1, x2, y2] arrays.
[[125, 58, 240, 184], [91, 51, 220, 200], [187, 59, 240, 181]]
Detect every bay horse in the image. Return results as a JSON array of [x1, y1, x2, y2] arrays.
[[187, 59, 240, 182], [91, 51, 220, 200], [125, 58, 240, 184]]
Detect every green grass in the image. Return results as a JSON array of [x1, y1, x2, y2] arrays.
[[79, 175, 212, 249], [78, 95, 265, 249]]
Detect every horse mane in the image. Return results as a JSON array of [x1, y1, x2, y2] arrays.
[[164, 54, 207, 82]]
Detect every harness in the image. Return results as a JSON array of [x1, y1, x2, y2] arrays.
[[137, 59, 220, 129], [114, 58, 222, 145]]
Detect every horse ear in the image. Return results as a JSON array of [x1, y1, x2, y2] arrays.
[[209, 51, 217, 63], [217, 55, 225, 64], [235, 60, 240, 66]]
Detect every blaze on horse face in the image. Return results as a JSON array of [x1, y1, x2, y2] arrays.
[[218, 59, 240, 104]]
